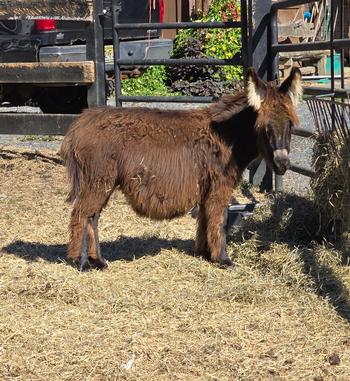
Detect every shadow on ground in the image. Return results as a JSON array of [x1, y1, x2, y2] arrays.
[[3, 192, 350, 323], [2, 235, 194, 265], [231, 192, 350, 324]]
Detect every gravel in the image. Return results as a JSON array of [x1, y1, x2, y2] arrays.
[[0, 100, 316, 195], [284, 102, 315, 195]]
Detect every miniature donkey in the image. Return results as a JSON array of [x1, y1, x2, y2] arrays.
[[60, 67, 302, 271]]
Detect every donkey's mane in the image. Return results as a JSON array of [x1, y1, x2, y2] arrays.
[[208, 92, 250, 124], [208, 83, 300, 132]]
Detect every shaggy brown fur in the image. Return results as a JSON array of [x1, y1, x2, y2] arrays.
[[60, 67, 302, 271]]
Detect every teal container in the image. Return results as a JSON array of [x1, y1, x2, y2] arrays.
[[326, 53, 341, 76]]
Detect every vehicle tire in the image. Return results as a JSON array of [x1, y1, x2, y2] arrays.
[[37, 86, 88, 114]]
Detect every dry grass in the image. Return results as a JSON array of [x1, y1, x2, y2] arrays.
[[311, 133, 350, 251], [1, 146, 350, 381]]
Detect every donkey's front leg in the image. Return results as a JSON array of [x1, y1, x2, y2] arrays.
[[205, 186, 234, 269], [195, 203, 210, 260]]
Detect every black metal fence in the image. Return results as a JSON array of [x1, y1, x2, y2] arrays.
[[307, 95, 350, 143], [109, 0, 350, 192], [269, 0, 350, 191], [111, 0, 248, 106]]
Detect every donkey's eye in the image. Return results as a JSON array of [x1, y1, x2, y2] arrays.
[[266, 125, 273, 137]]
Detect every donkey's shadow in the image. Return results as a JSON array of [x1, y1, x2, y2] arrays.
[[229, 193, 350, 323], [2, 236, 194, 265]]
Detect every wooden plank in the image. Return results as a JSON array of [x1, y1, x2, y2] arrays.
[[0, 61, 95, 84], [0, 113, 77, 135], [0, 0, 93, 21], [299, 66, 316, 75], [280, 50, 329, 60], [317, 55, 327, 76], [278, 21, 315, 38]]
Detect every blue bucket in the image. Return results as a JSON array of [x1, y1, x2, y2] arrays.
[[326, 53, 341, 76]]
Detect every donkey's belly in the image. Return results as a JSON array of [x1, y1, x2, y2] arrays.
[[118, 143, 203, 220], [123, 179, 200, 220], [121, 162, 200, 220]]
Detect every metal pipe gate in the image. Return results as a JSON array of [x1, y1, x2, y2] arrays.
[[269, 0, 350, 191], [110, 0, 248, 106]]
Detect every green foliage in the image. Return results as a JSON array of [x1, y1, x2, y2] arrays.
[[20, 135, 60, 142], [172, 0, 242, 81], [121, 0, 242, 97], [121, 66, 172, 96]]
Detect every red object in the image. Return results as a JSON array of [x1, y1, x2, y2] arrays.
[[159, 0, 164, 23], [35, 19, 57, 32]]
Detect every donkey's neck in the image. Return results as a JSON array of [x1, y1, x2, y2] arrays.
[[209, 97, 259, 172]]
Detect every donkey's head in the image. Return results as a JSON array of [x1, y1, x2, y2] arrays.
[[246, 67, 302, 175]]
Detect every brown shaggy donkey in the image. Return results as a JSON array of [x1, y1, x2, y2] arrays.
[[60, 67, 302, 271]]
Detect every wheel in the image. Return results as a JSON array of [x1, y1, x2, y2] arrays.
[[37, 86, 88, 114]]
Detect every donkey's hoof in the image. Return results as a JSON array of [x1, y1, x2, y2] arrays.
[[195, 250, 211, 260], [219, 257, 235, 270], [76, 258, 91, 272], [88, 257, 108, 271]]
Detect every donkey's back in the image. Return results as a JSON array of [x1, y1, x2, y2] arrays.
[[63, 106, 209, 147]]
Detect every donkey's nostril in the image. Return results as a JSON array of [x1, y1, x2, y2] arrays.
[[274, 156, 290, 169]]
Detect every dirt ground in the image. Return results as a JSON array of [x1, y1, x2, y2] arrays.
[[1, 147, 350, 381]]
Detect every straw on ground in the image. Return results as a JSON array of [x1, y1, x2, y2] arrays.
[[1, 147, 350, 381]]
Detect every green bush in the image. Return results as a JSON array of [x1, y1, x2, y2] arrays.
[[121, 66, 170, 96], [200, 0, 242, 80], [172, 0, 242, 81], [121, 0, 242, 97]]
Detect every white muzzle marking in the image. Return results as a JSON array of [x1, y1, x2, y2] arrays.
[[273, 149, 288, 160]]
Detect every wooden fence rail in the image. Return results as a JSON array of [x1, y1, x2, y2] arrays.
[[0, 0, 93, 21]]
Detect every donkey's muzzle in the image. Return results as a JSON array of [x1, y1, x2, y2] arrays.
[[273, 149, 290, 175]]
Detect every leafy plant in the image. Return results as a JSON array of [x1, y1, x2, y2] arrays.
[[166, 0, 243, 96], [167, 32, 226, 83], [170, 78, 242, 97], [198, 0, 242, 81], [121, 0, 243, 98], [121, 66, 172, 96]]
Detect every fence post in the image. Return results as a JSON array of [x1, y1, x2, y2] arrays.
[[112, 0, 122, 107], [250, 0, 271, 79], [249, 0, 273, 192], [270, 4, 283, 191], [86, 0, 106, 107], [241, 0, 249, 77]]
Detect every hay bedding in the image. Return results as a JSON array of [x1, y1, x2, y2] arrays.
[[309, 98, 350, 250], [1, 147, 350, 381], [312, 133, 350, 250]]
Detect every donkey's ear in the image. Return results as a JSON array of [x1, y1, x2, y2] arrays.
[[279, 67, 303, 106], [245, 67, 267, 111]]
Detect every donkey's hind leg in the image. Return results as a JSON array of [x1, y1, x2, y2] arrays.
[[68, 207, 91, 271], [68, 188, 114, 271], [195, 204, 210, 260], [87, 212, 107, 270]]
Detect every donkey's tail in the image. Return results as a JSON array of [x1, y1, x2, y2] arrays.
[[59, 137, 82, 204]]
